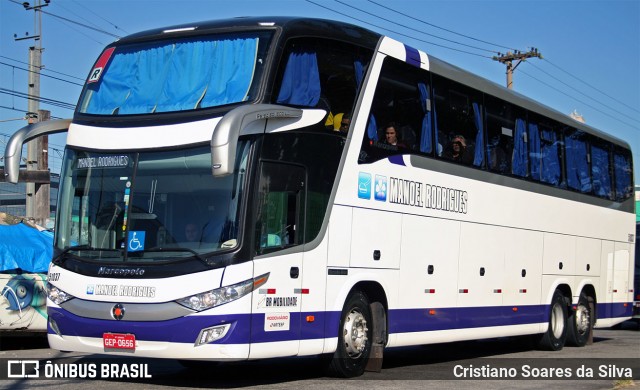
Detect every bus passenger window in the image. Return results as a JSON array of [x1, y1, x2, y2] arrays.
[[484, 95, 526, 175], [432, 75, 484, 167]]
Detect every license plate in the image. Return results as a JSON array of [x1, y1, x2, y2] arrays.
[[103, 333, 136, 352]]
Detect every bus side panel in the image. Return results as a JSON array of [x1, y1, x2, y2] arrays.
[[543, 232, 576, 276], [596, 241, 633, 327], [397, 215, 460, 331], [503, 229, 544, 308], [350, 208, 401, 269], [575, 237, 602, 278], [457, 223, 504, 326], [327, 205, 352, 268]]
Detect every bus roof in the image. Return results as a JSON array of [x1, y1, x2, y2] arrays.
[[115, 16, 381, 50], [111, 16, 631, 152]]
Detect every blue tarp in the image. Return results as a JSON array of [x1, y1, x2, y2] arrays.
[[0, 223, 53, 273]]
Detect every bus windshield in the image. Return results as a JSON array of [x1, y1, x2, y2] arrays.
[[55, 142, 250, 262], [77, 31, 273, 115]]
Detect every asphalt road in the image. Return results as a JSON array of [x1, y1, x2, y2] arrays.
[[0, 320, 638, 389]]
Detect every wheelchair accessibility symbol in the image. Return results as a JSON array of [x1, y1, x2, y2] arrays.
[[128, 231, 145, 252]]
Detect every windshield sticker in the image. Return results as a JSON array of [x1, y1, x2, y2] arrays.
[[127, 231, 145, 252], [76, 155, 129, 169], [87, 47, 115, 84]]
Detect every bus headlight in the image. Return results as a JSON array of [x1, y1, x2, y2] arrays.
[[46, 284, 75, 305], [175, 273, 269, 311]]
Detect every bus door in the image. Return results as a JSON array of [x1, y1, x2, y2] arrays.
[[601, 241, 631, 320], [250, 161, 306, 358]]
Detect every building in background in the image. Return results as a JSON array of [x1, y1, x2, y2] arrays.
[[0, 165, 59, 228]]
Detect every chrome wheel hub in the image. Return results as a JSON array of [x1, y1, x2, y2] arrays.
[[343, 308, 368, 358]]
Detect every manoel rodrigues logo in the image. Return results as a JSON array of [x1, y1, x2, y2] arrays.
[[358, 172, 469, 214]]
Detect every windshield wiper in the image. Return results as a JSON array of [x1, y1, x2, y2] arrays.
[[144, 247, 208, 264], [55, 245, 122, 261]]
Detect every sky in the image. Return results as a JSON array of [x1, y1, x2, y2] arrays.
[[1, 0, 639, 182]]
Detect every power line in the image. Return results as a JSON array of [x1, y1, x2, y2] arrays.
[[70, 0, 129, 35], [365, 0, 517, 52], [0, 61, 84, 87], [526, 60, 639, 125], [0, 87, 76, 110], [48, 13, 108, 46], [305, 0, 491, 58], [0, 104, 65, 120], [0, 55, 85, 81], [519, 68, 638, 130], [333, 0, 499, 54], [40, 9, 121, 39], [543, 58, 640, 116]]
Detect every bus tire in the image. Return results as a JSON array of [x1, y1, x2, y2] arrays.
[[566, 292, 594, 347], [536, 289, 568, 351], [327, 290, 372, 377]]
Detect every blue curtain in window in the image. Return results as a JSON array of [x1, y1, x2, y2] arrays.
[[433, 88, 440, 155], [276, 49, 320, 107], [565, 135, 592, 193], [199, 38, 258, 109], [614, 153, 631, 201], [86, 38, 257, 115], [472, 103, 484, 167], [418, 83, 432, 153], [367, 115, 378, 141], [119, 45, 176, 114], [591, 145, 612, 199], [155, 41, 210, 112], [85, 50, 154, 115], [512, 118, 527, 176], [355, 60, 364, 91], [540, 129, 561, 185], [528, 123, 541, 181]]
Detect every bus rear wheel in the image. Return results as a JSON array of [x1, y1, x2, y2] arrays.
[[536, 289, 568, 351], [327, 290, 372, 377], [566, 292, 594, 347]]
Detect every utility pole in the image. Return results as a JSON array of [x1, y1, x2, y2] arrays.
[[15, 0, 51, 226], [493, 48, 542, 89]]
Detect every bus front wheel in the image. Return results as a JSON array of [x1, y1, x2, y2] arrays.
[[537, 289, 568, 351], [327, 290, 373, 377]]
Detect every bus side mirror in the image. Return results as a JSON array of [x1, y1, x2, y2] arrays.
[[3, 119, 71, 184], [210, 104, 302, 177]]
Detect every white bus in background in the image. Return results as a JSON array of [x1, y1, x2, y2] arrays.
[[4, 17, 635, 377]]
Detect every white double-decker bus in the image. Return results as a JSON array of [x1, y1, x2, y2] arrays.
[[4, 17, 635, 377]]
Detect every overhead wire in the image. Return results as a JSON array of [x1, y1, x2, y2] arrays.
[[525, 61, 639, 125], [333, 0, 499, 54], [543, 58, 640, 116], [305, 0, 491, 58], [40, 10, 121, 39], [0, 55, 85, 82], [322, 0, 639, 132], [519, 68, 637, 130], [0, 88, 76, 111], [70, 0, 129, 35], [0, 62, 84, 87]]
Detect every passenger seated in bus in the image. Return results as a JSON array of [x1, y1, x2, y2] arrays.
[[184, 223, 200, 243], [443, 135, 470, 164], [383, 122, 406, 147], [338, 114, 350, 134], [325, 112, 350, 134]]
